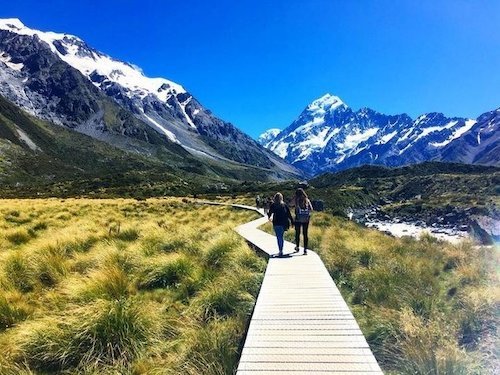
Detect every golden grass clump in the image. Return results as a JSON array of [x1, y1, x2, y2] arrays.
[[138, 254, 195, 290], [174, 318, 245, 375], [0, 291, 32, 331], [17, 298, 158, 371], [77, 265, 134, 301]]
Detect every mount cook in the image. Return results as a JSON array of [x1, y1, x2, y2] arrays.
[[259, 94, 499, 175]]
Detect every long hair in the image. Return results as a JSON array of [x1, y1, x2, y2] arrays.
[[273, 192, 284, 205], [295, 188, 309, 208]]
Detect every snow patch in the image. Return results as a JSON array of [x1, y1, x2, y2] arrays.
[[337, 127, 378, 151], [293, 128, 339, 161], [142, 113, 179, 143], [397, 128, 414, 143], [0, 52, 23, 71], [0, 18, 186, 103], [15, 128, 40, 151], [178, 96, 197, 129], [376, 130, 397, 144], [414, 120, 458, 143], [258, 128, 281, 147], [429, 119, 476, 148], [307, 93, 346, 116], [271, 141, 290, 159]]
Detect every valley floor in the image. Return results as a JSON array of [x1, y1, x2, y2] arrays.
[[0, 197, 498, 374]]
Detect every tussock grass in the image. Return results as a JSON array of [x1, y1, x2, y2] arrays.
[[18, 299, 157, 371], [175, 318, 245, 375], [262, 213, 499, 373], [0, 198, 262, 374], [190, 280, 255, 322], [5, 228, 32, 245], [138, 254, 195, 290], [111, 227, 140, 242], [0, 292, 32, 330], [78, 265, 134, 301], [4, 253, 36, 293], [204, 232, 242, 269], [34, 245, 69, 287]]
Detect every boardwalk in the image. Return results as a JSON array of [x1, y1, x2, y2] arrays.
[[231, 204, 383, 374]]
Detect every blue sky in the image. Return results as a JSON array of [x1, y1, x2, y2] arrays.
[[1, 0, 499, 138]]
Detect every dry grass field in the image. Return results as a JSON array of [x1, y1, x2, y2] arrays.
[[0, 198, 264, 374]]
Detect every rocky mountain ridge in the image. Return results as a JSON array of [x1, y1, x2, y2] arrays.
[[261, 93, 499, 174], [0, 18, 298, 178]]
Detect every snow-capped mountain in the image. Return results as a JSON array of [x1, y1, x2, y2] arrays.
[[260, 93, 499, 174], [0, 18, 298, 177], [257, 128, 281, 147]]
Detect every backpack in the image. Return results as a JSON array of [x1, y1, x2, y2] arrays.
[[296, 206, 311, 222]]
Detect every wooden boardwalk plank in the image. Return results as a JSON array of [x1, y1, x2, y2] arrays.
[[201, 202, 383, 374]]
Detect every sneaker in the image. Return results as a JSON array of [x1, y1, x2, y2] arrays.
[[278, 251, 283, 257], [294, 246, 299, 252], [303, 249, 308, 255]]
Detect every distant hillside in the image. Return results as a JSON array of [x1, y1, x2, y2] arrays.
[[309, 162, 499, 218], [311, 162, 500, 189]]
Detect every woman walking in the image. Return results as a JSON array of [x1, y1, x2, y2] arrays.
[[291, 188, 313, 254], [268, 192, 294, 257]]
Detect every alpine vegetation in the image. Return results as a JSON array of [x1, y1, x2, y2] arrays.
[[262, 213, 498, 374], [0, 198, 265, 374]]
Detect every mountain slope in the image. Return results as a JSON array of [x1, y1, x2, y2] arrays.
[[0, 94, 189, 189], [0, 93, 307, 199], [0, 18, 298, 178], [261, 93, 499, 174]]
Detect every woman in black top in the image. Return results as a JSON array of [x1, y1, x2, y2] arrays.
[[267, 192, 294, 257], [290, 188, 313, 254]]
